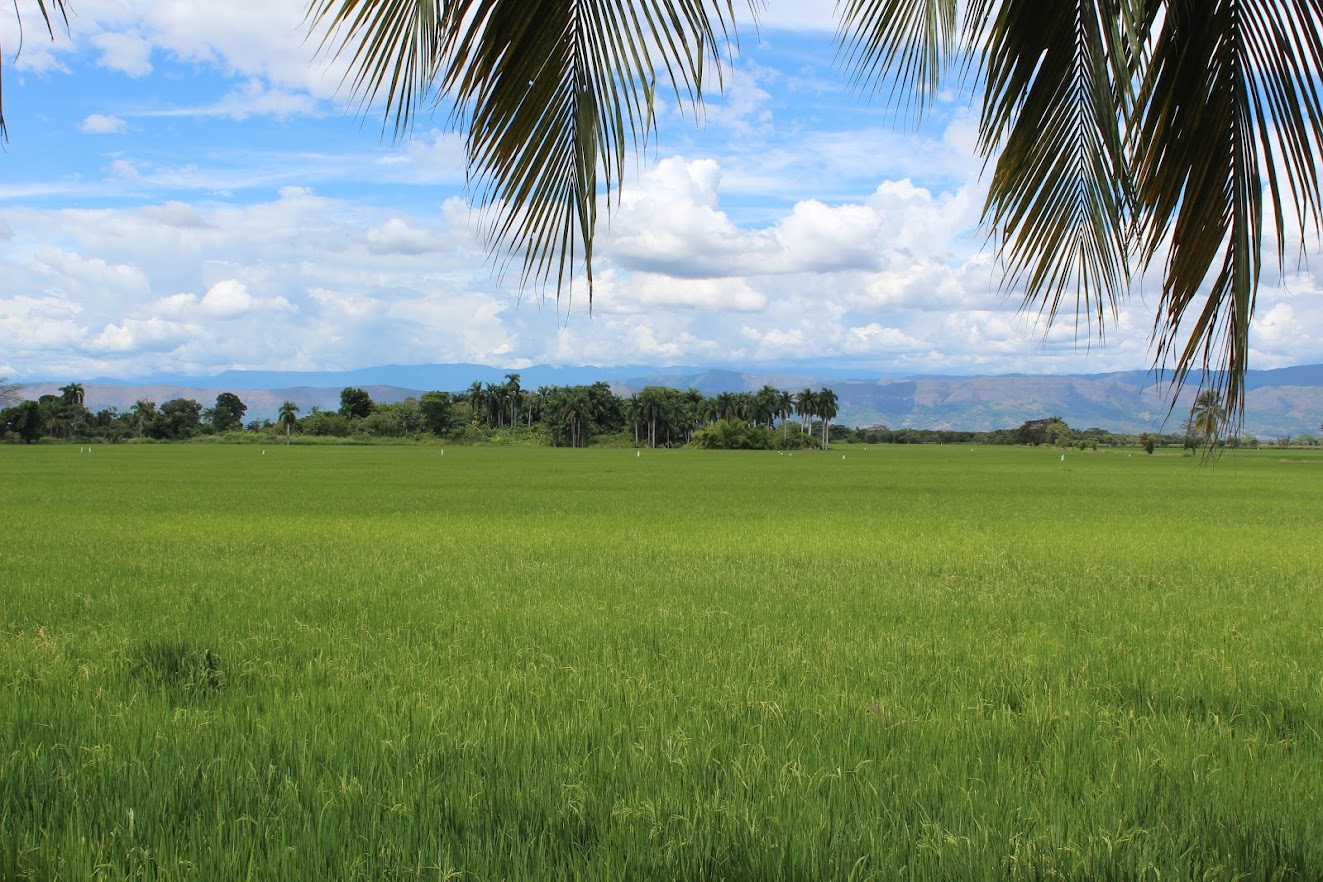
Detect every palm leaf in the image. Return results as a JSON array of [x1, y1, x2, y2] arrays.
[[1131, 0, 1323, 426], [837, 0, 960, 117], [313, 0, 741, 303], [841, 0, 1323, 423], [973, 0, 1136, 340]]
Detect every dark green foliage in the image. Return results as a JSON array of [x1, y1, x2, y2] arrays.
[[418, 391, 455, 435], [209, 392, 248, 433], [2, 401, 44, 443], [301, 409, 353, 437], [147, 398, 203, 440], [339, 386, 375, 420], [691, 418, 772, 450]]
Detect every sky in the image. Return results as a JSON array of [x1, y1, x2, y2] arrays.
[[2, 0, 1322, 383]]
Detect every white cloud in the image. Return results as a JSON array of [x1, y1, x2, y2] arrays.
[[196, 279, 295, 318], [81, 113, 128, 134], [90, 317, 192, 352], [844, 323, 923, 354], [593, 271, 767, 314], [92, 31, 153, 76]]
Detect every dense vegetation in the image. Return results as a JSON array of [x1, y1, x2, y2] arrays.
[[4, 377, 1311, 450], [3, 444, 1320, 879]]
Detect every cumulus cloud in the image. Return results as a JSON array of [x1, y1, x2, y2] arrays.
[[90, 317, 192, 352], [92, 31, 153, 76], [81, 114, 128, 134], [197, 280, 295, 318], [601, 157, 995, 289], [844, 323, 924, 354]]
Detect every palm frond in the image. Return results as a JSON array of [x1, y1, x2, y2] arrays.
[[1, 0, 71, 141], [314, 0, 742, 303], [974, 0, 1135, 340], [836, 0, 960, 117], [308, 0, 446, 138], [1131, 0, 1323, 425]]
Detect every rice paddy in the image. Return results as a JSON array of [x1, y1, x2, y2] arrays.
[[2, 444, 1321, 880]]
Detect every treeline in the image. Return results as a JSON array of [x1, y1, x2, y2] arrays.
[[0, 378, 842, 450], [3, 377, 1315, 449]]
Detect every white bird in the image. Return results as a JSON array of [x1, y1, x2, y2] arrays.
[[262, 449, 266, 455], [636, 450, 640, 457], [1060, 454, 1065, 462], [842, 454, 846, 460]]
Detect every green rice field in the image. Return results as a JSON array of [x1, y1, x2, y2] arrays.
[[2, 444, 1321, 880]]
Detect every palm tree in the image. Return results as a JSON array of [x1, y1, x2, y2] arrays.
[[795, 389, 817, 437], [294, 1, 1323, 426], [753, 385, 780, 429], [129, 399, 157, 436], [59, 383, 85, 406], [816, 387, 839, 449], [776, 389, 794, 442], [505, 373, 522, 427], [278, 401, 301, 445], [464, 381, 486, 427], [1190, 389, 1227, 450]]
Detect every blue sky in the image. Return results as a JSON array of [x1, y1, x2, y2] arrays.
[[3, 0, 1321, 382]]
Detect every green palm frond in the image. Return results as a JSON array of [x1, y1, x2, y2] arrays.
[[313, 0, 741, 302], [1, 0, 71, 140], [1131, 0, 1323, 423], [837, 0, 960, 116], [974, 0, 1135, 337], [308, 0, 446, 138], [843, 0, 1323, 424]]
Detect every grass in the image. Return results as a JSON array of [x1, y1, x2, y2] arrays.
[[2, 444, 1321, 880]]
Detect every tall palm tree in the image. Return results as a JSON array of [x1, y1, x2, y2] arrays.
[[754, 385, 780, 429], [795, 389, 817, 437], [816, 387, 839, 449], [278, 400, 301, 445], [775, 389, 794, 442], [504, 372, 522, 427], [296, 0, 1323, 426], [59, 383, 85, 406], [464, 381, 486, 426]]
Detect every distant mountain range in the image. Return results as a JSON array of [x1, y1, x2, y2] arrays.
[[18, 363, 1323, 437]]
